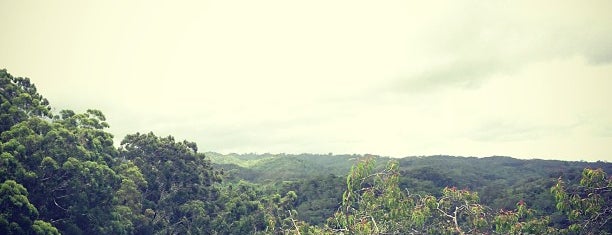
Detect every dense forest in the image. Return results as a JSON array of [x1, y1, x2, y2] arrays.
[[1, 69, 610, 234]]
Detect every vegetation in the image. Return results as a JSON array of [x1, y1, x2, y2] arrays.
[[1, 69, 610, 234]]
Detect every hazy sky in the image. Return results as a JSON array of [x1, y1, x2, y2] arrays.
[[2, 1, 611, 161]]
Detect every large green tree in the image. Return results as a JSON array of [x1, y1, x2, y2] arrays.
[[1, 70, 125, 234], [0, 69, 51, 133], [119, 132, 221, 234], [552, 168, 612, 233], [0, 180, 59, 235], [0, 111, 122, 234], [325, 158, 557, 235]]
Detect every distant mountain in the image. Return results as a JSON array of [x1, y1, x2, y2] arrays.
[[206, 152, 611, 225], [206, 152, 610, 184], [206, 152, 390, 182]]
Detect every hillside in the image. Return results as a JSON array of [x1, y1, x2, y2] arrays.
[[208, 152, 610, 188], [207, 152, 611, 225], [206, 152, 390, 182]]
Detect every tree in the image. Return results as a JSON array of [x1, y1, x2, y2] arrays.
[[328, 158, 416, 234], [111, 161, 152, 234], [119, 132, 221, 233], [0, 69, 51, 133], [493, 200, 553, 234], [0, 180, 59, 235], [0, 111, 121, 233], [430, 186, 488, 234], [324, 158, 560, 234], [281, 174, 344, 225], [211, 181, 268, 234], [551, 168, 612, 233]]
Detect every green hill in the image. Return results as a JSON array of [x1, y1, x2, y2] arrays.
[[206, 152, 611, 225], [206, 152, 390, 182]]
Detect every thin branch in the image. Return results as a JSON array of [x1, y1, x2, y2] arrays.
[[369, 215, 380, 234], [53, 198, 68, 211], [288, 210, 301, 235]]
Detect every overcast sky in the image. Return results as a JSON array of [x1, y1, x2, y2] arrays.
[[2, 1, 611, 161]]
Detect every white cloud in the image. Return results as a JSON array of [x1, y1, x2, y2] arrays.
[[1, 0, 611, 161]]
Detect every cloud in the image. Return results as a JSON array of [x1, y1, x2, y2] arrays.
[[386, 0, 612, 93], [1, 0, 612, 161], [392, 57, 504, 92], [585, 42, 612, 65]]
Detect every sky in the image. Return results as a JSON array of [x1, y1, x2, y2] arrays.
[[1, 1, 611, 161]]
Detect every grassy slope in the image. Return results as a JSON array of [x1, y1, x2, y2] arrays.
[[206, 152, 390, 182]]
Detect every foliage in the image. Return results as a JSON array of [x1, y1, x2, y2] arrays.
[[0, 180, 59, 235], [0, 69, 51, 133], [119, 132, 221, 234], [328, 158, 414, 234], [324, 158, 564, 234], [551, 168, 612, 233], [279, 174, 344, 225]]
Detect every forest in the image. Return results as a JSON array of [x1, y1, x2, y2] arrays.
[[1, 69, 611, 234]]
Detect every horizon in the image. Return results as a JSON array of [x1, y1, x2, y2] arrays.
[[2, 1, 611, 162], [205, 150, 610, 163]]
